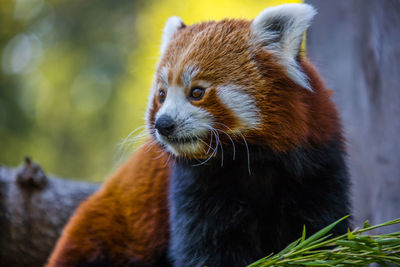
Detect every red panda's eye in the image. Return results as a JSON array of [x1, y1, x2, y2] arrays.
[[158, 90, 166, 103], [189, 87, 205, 101]]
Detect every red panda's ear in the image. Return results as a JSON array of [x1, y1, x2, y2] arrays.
[[161, 16, 186, 54], [251, 4, 316, 91]]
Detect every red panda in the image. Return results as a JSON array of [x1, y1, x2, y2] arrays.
[[47, 4, 350, 266]]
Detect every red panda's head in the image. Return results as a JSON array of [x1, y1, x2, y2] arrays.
[[146, 4, 341, 158]]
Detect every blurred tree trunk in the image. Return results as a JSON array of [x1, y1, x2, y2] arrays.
[[306, 0, 400, 231], [0, 159, 99, 266]]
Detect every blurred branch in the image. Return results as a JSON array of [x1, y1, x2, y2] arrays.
[[0, 158, 99, 267]]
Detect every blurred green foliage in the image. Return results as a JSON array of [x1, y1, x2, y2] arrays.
[[0, 0, 299, 181]]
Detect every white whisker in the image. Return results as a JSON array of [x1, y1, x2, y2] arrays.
[[213, 122, 251, 174], [153, 149, 167, 160], [213, 122, 239, 161], [120, 126, 147, 147], [115, 126, 149, 165], [216, 130, 223, 167], [214, 127, 236, 161], [163, 153, 172, 168], [206, 132, 213, 154], [144, 139, 157, 153], [198, 138, 216, 153], [192, 129, 218, 167], [238, 132, 251, 175]]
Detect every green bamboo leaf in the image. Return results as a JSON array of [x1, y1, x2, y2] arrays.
[[353, 235, 378, 245], [301, 225, 306, 242], [247, 253, 274, 266], [347, 228, 355, 240], [385, 231, 400, 236], [376, 238, 400, 246], [336, 240, 377, 251], [294, 216, 349, 250], [277, 238, 301, 256], [363, 220, 371, 229], [307, 234, 333, 248], [293, 260, 333, 266], [249, 217, 400, 267]]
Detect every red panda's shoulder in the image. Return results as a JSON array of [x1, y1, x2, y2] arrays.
[[46, 140, 171, 266]]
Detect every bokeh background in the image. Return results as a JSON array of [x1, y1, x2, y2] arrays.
[[0, 0, 300, 181], [1, 0, 400, 266]]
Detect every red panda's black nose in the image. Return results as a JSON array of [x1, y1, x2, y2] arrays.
[[155, 115, 176, 137]]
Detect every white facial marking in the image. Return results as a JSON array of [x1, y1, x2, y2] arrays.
[[181, 65, 199, 88], [161, 16, 184, 54], [251, 4, 317, 91], [160, 66, 169, 87], [217, 85, 260, 130]]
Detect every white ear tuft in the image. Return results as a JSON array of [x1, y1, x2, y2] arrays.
[[161, 16, 185, 54], [251, 4, 317, 91]]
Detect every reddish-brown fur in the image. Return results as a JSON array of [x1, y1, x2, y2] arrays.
[[47, 143, 170, 266], [150, 20, 340, 154], [48, 18, 341, 266]]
